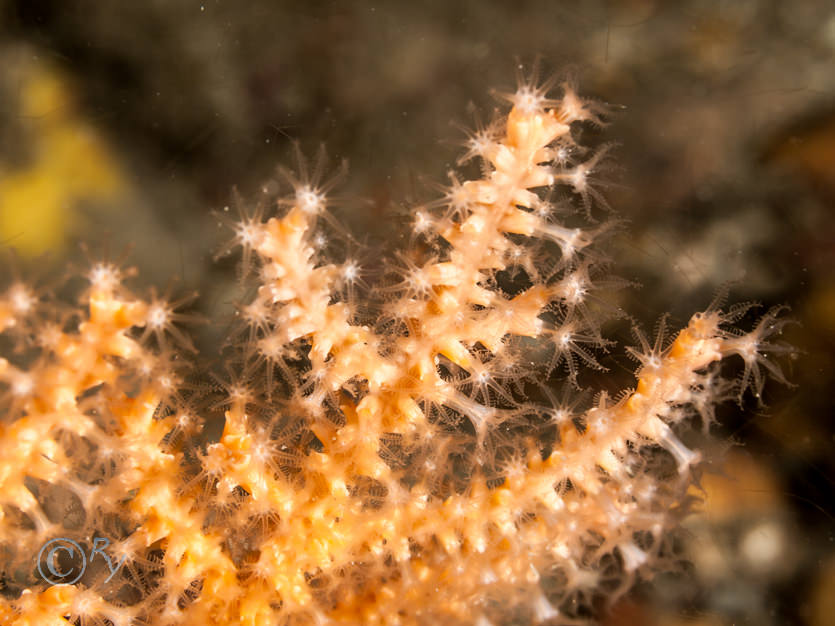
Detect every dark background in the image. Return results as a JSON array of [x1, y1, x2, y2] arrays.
[[1, 1, 833, 624]]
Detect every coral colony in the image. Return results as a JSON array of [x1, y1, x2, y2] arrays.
[[0, 74, 791, 625]]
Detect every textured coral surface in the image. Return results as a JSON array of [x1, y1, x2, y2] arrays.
[[0, 79, 791, 625]]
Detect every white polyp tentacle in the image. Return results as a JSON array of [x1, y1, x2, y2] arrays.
[[537, 223, 592, 257], [654, 419, 701, 472]]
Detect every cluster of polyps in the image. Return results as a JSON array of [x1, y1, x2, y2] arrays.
[[0, 76, 791, 625]]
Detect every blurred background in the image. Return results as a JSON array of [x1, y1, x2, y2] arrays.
[[0, 1, 832, 624]]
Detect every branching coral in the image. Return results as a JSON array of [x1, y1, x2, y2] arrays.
[[0, 75, 791, 625]]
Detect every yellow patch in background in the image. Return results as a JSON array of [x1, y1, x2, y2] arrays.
[[0, 60, 126, 257]]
